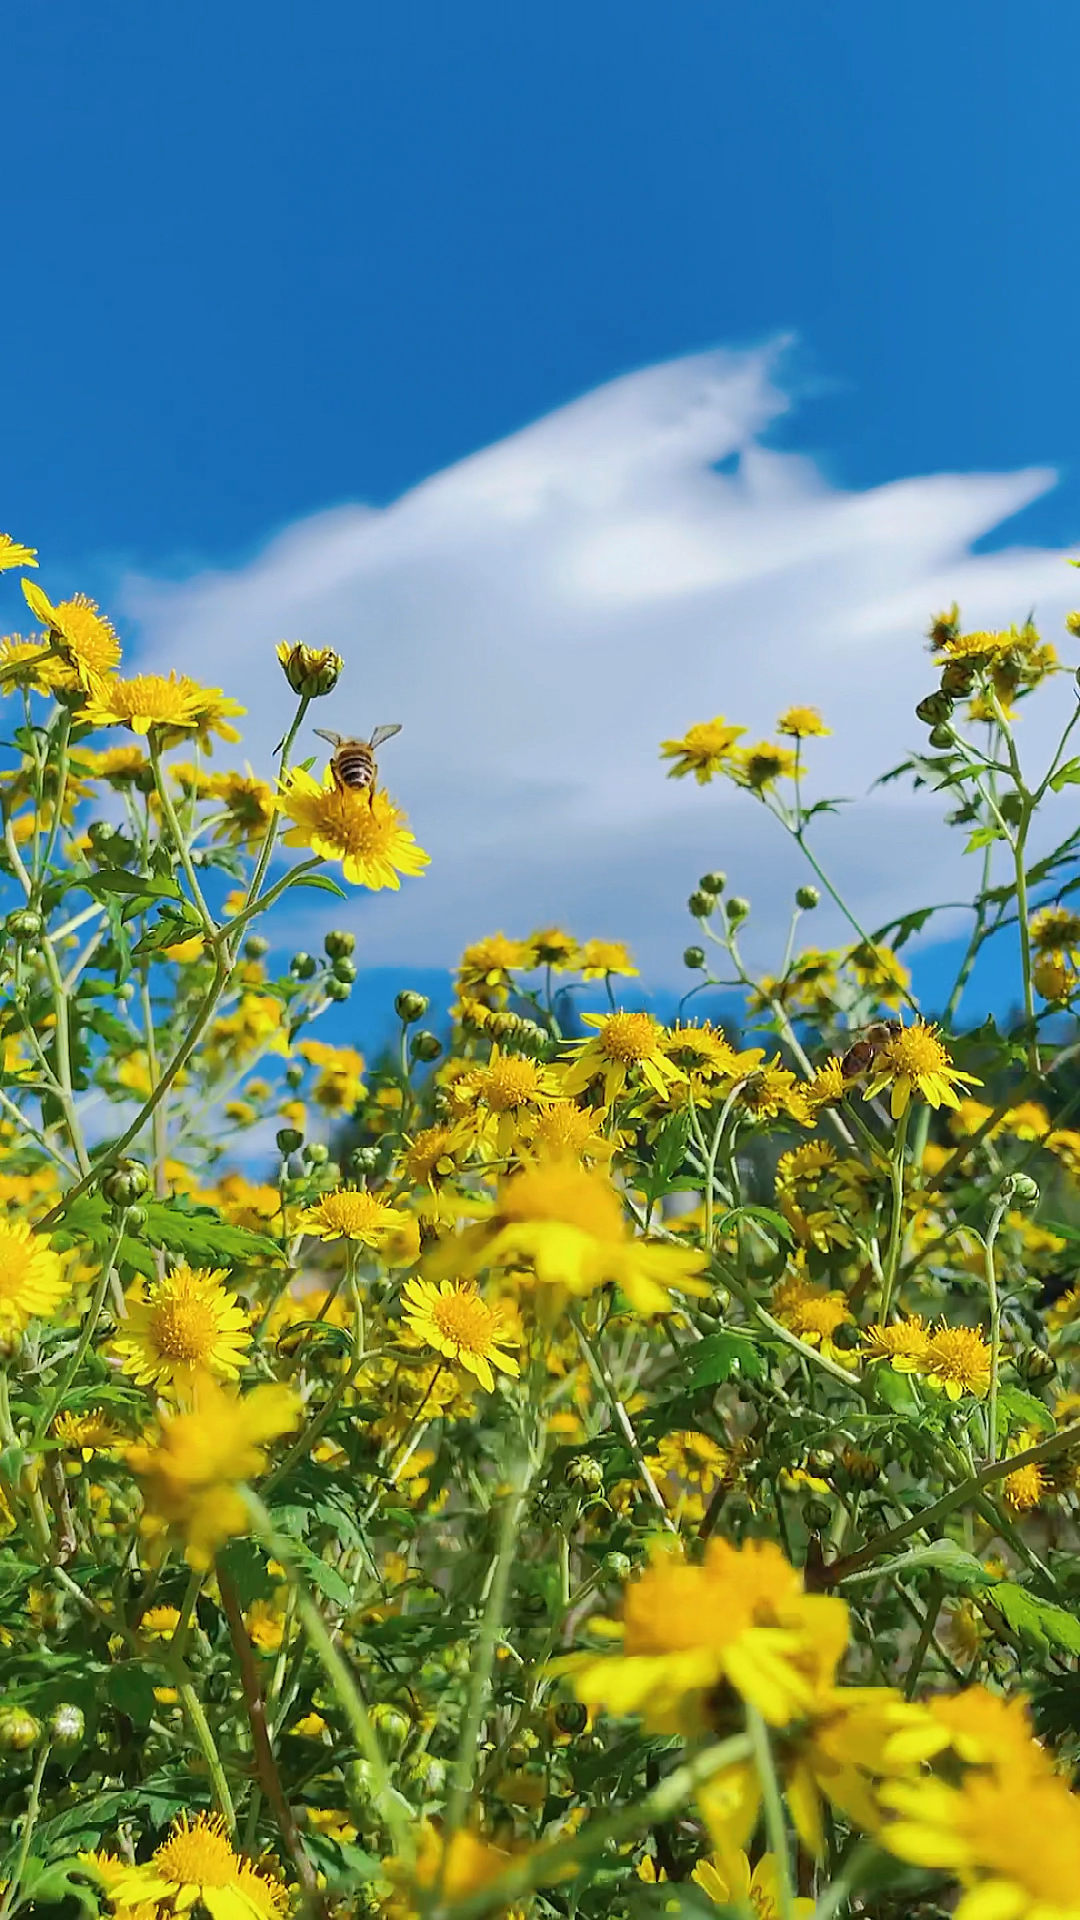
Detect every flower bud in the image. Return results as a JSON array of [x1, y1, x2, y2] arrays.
[[940, 660, 976, 697], [5, 908, 43, 945], [350, 1146, 381, 1175], [0, 1706, 41, 1751], [726, 896, 750, 924], [602, 1551, 632, 1581], [48, 1703, 85, 1748], [928, 724, 954, 749], [125, 1204, 149, 1233], [276, 1127, 304, 1156], [101, 1159, 151, 1210], [1016, 1345, 1056, 1385], [324, 929, 356, 960], [915, 691, 954, 727], [370, 1703, 411, 1754], [1034, 954, 1072, 1002], [290, 952, 317, 980], [285, 1062, 305, 1089], [801, 1498, 833, 1533], [795, 885, 820, 910], [325, 977, 351, 1002], [401, 1752, 447, 1798], [303, 1143, 330, 1166], [683, 946, 706, 970], [410, 1031, 442, 1063], [395, 989, 430, 1024], [999, 1172, 1040, 1209], [243, 934, 270, 960], [331, 958, 358, 984], [1066, 611, 1080, 639], [688, 890, 714, 919], [276, 642, 343, 699], [699, 871, 726, 895], [552, 1700, 589, 1736], [565, 1454, 604, 1493]]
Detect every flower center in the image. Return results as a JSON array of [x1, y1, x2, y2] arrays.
[[432, 1287, 497, 1354], [481, 1057, 542, 1110], [599, 1012, 659, 1064], [154, 1819, 237, 1886], [148, 1290, 221, 1364], [884, 1025, 950, 1077], [322, 1190, 381, 1231]]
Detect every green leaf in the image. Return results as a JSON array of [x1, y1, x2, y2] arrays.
[[964, 825, 1006, 853], [715, 1204, 794, 1247], [686, 1330, 767, 1388], [992, 1583, 1080, 1655], [85, 868, 183, 902], [843, 1539, 992, 1592], [105, 1663, 159, 1727], [218, 1539, 276, 1607], [1051, 758, 1080, 793], [646, 1112, 692, 1200], [292, 1544, 352, 1608], [283, 871, 348, 900], [142, 1198, 284, 1266], [998, 1385, 1054, 1435]]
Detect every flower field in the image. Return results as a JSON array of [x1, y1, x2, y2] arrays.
[[3, 533, 1080, 1919]]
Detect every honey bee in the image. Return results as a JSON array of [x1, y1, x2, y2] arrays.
[[839, 1020, 902, 1081], [315, 724, 402, 803]]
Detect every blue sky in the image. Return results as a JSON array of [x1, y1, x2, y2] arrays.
[[7, 3, 1080, 1046]]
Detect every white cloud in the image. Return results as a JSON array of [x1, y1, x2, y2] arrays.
[[123, 345, 1078, 981]]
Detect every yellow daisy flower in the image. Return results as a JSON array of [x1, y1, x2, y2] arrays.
[[578, 937, 638, 979], [278, 768, 429, 890], [861, 1315, 931, 1372], [0, 1219, 67, 1327], [0, 534, 38, 572], [22, 579, 122, 683], [526, 926, 581, 969], [450, 1045, 566, 1154], [693, 1849, 814, 1919], [921, 1323, 992, 1400], [127, 1378, 300, 1568], [112, 1265, 253, 1395], [208, 767, 276, 842], [82, 671, 206, 735], [731, 740, 799, 789], [295, 1186, 411, 1246], [863, 1020, 981, 1119], [561, 1010, 685, 1104], [660, 716, 746, 783], [455, 932, 533, 1002], [51, 1408, 124, 1463], [102, 1812, 288, 1920], [400, 1277, 521, 1392], [776, 705, 831, 739]]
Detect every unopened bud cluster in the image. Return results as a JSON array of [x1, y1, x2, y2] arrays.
[[276, 642, 343, 699]]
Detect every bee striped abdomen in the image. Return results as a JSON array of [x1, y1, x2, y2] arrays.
[[333, 746, 376, 790]]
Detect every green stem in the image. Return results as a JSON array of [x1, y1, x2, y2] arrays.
[[983, 1199, 1008, 1466], [244, 695, 311, 910], [176, 1680, 237, 1834], [878, 1104, 911, 1324], [0, 1743, 50, 1920], [746, 1706, 795, 1920], [571, 1311, 677, 1532], [33, 1210, 129, 1442], [149, 737, 217, 936]]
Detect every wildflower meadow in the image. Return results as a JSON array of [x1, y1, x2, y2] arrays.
[[4, 530, 1080, 1920]]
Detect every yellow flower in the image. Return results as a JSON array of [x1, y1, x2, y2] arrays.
[[51, 1408, 124, 1463], [562, 1010, 685, 1104], [739, 1058, 812, 1126], [803, 1055, 846, 1117], [127, 1378, 300, 1568], [138, 1604, 182, 1639], [578, 938, 638, 979], [102, 1811, 288, 1920], [526, 926, 580, 968], [278, 767, 429, 889], [430, 1158, 708, 1315], [731, 740, 800, 789], [863, 1020, 981, 1119], [565, 1537, 849, 1734], [662, 1022, 763, 1096], [0, 634, 61, 692], [770, 1275, 855, 1361], [82, 671, 206, 735], [693, 1849, 815, 1919], [660, 716, 746, 782], [401, 1277, 521, 1392], [21, 580, 122, 683], [86, 743, 153, 787], [882, 1755, 1080, 1920], [524, 1101, 616, 1164], [0, 535, 38, 572], [451, 1046, 566, 1153], [208, 767, 275, 843], [1030, 904, 1080, 956], [295, 1186, 411, 1246], [0, 1219, 67, 1327], [922, 1322, 992, 1400], [456, 933, 533, 1003], [861, 1315, 931, 1372], [245, 1594, 287, 1653], [295, 1038, 366, 1110], [846, 941, 911, 1008], [776, 705, 831, 739], [112, 1264, 253, 1396], [386, 1822, 514, 1919]]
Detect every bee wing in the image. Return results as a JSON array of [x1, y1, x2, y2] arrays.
[[368, 724, 402, 749], [313, 729, 343, 747]]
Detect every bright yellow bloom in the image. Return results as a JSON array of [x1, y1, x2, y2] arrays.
[[523, 1100, 616, 1164], [0, 535, 38, 572], [22, 580, 122, 683], [295, 1186, 411, 1246], [278, 768, 429, 889], [882, 1755, 1080, 1920], [770, 1275, 854, 1361], [864, 1020, 981, 1119], [450, 1046, 565, 1153], [776, 705, 831, 739], [430, 1158, 708, 1314], [661, 716, 746, 782], [85, 743, 153, 786], [662, 1022, 763, 1092], [386, 1822, 514, 1919], [82, 671, 206, 735], [0, 634, 61, 692], [296, 1038, 366, 1110], [0, 1219, 67, 1327], [138, 1604, 183, 1639], [52, 1408, 124, 1462], [693, 1849, 814, 1919], [526, 926, 580, 969], [175, 677, 246, 751], [565, 1537, 849, 1734], [127, 1378, 300, 1568], [846, 941, 911, 1008], [111, 1265, 252, 1396], [922, 1322, 992, 1400], [731, 740, 799, 789], [401, 1277, 521, 1392], [1030, 904, 1080, 956], [208, 767, 275, 842], [861, 1315, 931, 1371], [739, 1058, 812, 1126], [100, 1812, 288, 1920], [456, 933, 533, 1003], [562, 1010, 685, 1104], [578, 938, 638, 979], [803, 1055, 846, 1117]]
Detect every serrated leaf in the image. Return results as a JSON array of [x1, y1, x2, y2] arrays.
[[1050, 758, 1080, 793], [992, 1583, 1080, 1655], [646, 1112, 692, 1200], [843, 1539, 991, 1591], [964, 825, 1005, 853], [686, 1330, 767, 1388], [716, 1204, 794, 1247], [85, 868, 183, 902], [142, 1199, 283, 1266], [218, 1538, 275, 1607], [292, 1544, 352, 1608], [998, 1385, 1054, 1435]]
